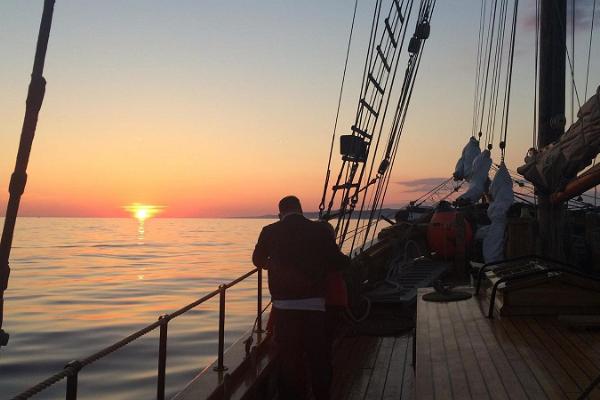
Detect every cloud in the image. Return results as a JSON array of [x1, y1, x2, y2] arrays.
[[395, 177, 449, 193], [521, 0, 598, 33]]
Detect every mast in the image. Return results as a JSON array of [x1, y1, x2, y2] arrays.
[[0, 0, 56, 347], [537, 0, 566, 259]]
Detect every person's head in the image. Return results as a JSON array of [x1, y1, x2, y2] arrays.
[[278, 195, 303, 219]]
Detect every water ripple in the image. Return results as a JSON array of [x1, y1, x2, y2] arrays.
[[0, 217, 274, 400]]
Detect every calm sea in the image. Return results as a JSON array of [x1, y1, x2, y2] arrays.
[[0, 217, 275, 400]]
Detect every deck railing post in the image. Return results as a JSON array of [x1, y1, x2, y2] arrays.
[[65, 360, 82, 400], [214, 284, 228, 371], [156, 314, 169, 400], [256, 268, 265, 333]]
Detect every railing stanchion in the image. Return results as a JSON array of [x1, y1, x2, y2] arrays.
[[65, 360, 82, 400], [256, 268, 265, 333], [13, 270, 265, 398], [214, 284, 228, 372], [157, 314, 169, 400]]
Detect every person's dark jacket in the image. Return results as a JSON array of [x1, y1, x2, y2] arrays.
[[252, 214, 350, 300]]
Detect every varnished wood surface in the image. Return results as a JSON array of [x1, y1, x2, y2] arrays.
[[416, 288, 600, 399], [331, 335, 414, 400]]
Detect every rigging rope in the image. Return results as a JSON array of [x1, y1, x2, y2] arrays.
[[362, 0, 438, 247], [499, 0, 519, 162], [533, 0, 540, 148], [571, 0, 575, 125], [479, 0, 500, 143], [319, 0, 359, 216], [338, 0, 405, 246], [585, 0, 597, 100], [552, 0, 581, 110], [484, 0, 509, 149], [472, 0, 487, 138], [350, 0, 416, 251], [322, 0, 415, 249]]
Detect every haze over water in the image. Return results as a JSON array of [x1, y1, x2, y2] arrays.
[[0, 217, 273, 400]]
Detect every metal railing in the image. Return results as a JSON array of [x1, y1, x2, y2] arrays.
[[11, 267, 266, 400]]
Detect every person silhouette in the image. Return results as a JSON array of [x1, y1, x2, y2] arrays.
[[252, 196, 350, 400]]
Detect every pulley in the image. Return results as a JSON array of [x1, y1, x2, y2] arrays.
[[408, 36, 421, 54], [378, 159, 390, 175], [415, 21, 430, 39]]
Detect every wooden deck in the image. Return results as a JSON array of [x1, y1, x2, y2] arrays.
[[415, 287, 600, 399], [332, 335, 415, 400]]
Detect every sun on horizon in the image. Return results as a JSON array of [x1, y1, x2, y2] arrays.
[[123, 203, 163, 221]]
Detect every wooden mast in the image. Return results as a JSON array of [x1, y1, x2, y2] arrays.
[[537, 0, 567, 259]]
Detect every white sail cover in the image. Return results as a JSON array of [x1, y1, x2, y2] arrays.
[[453, 137, 481, 181], [458, 149, 492, 203], [482, 163, 514, 263]]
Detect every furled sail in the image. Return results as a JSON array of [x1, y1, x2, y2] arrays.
[[517, 86, 600, 195], [482, 163, 514, 263], [457, 149, 492, 203], [453, 137, 481, 181]]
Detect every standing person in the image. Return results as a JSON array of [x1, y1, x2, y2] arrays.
[[252, 196, 350, 400]]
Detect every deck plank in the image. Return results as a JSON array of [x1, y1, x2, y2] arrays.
[[332, 334, 415, 400], [416, 296, 435, 399], [540, 320, 600, 383], [382, 336, 409, 400], [331, 336, 361, 400], [456, 300, 509, 400], [549, 319, 600, 371], [415, 288, 600, 400], [498, 318, 566, 400], [475, 311, 548, 399], [364, 337, 395, 399], [446, 301, 489, 399], [429, 304, 454, 399], [463, 297, 528, 400], [333, 336, 378, 400], [437, 301, 472, 399], [511, 318, 580, 394], [399, 336, 415, 400], [527, 318, 591, 390]]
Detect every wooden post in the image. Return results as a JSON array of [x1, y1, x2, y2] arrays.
[[537, 0, 567, 260]]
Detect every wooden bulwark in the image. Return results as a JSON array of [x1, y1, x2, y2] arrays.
[[416, 288, 600, 399]]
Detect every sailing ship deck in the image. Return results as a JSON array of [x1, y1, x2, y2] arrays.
[[332, 335, 414, 400], [415, 287, 600, 399]]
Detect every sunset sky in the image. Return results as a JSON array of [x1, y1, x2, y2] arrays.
[[1, 1, 598, 217]]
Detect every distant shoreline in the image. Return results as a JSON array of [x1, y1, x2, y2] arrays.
[[1, 209, 402, 219]]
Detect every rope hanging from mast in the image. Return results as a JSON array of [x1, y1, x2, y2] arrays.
[[472, 0, 488, 138], [468, 0, 520, 159], [0, 0, 56, 347], [355, 0, 438, 250], [533, 0, 540, 149], [319, 0, 360, 215], [320, 0, 416, 249], [499, 0, 519, 163]]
